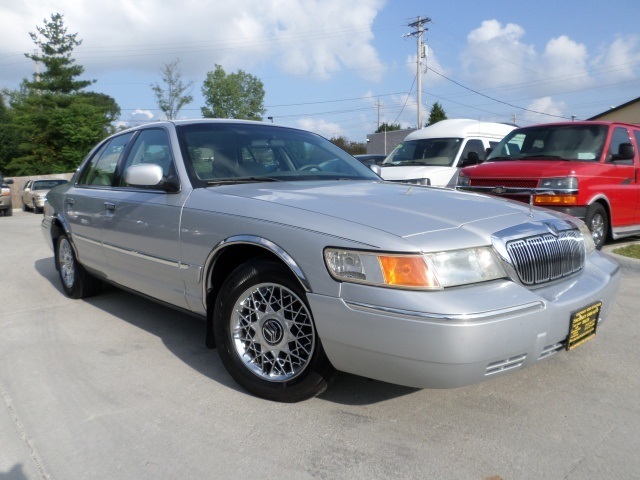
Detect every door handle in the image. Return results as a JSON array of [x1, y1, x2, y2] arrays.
[[65, 198, 75, 205], [104, 202, 116, 211]]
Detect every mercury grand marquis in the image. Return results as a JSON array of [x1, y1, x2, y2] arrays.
[[42, 120, 621, 402]]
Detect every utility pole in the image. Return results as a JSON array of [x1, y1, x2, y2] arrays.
[[406, 16, 431, 129]]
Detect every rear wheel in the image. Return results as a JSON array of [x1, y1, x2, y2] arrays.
[[56, 234, 102, 299], [585, 203, 608, 250], [5, 207, 12, 217], [214, 260, 335, 402]]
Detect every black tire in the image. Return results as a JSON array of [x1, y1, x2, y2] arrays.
[[56, 234, 102, 299], [22, 202, 27, 211], [5, 207, 12, 217], [585, 203, 608, 250], [32, 201, 40, 214], [213, 259, 336, 402]]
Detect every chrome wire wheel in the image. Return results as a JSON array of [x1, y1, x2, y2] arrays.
[[231, 282, 315, 382], [58, 237, 75, 289], [590, 213, 605, 246]]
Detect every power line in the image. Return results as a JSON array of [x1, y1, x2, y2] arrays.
[[426, 66, 573, 120]]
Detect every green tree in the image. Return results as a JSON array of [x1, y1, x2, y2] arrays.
[[201, 64, 265, 120], [375, 122, 402, 133], [330, 136, 367, 155], [151, 58, 193, 120], [2, 13, 120, 176], [0, 93, 19, 174], [427, 102, 447, 126], [24, 13, 94, 94]]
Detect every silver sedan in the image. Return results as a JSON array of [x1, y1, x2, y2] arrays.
[[23, 179, 68, 213], [42, 119, 620, 402]]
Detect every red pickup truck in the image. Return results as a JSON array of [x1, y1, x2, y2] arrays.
[[457, 121, 640, 249]]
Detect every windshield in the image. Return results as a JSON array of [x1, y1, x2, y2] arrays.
[[177, 123, 380, 186], [381, 138, 463, 167], [32, 179, 67, 190], [487, 125, 607, 162]]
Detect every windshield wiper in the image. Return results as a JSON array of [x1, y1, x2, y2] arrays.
[[520, 154, 566, 160], [381, 161, 428, 167], [206, 176, 283, 186]]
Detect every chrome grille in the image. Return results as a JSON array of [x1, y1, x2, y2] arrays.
[[506, 230, 585, 286]]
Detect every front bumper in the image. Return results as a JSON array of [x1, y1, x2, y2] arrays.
[[308, 251, 620, 389]]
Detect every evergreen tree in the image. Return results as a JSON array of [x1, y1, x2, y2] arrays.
[[427, 102, 447, 126], [24, 13, 94, 94], [375, 122, 402, 133], [1, 13, 120, 175]]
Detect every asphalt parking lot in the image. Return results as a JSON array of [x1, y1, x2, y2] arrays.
[[1, 210, 639, 480]]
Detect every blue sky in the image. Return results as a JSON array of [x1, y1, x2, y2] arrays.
[[1, 0, 639, 141]]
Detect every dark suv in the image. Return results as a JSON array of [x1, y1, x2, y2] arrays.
[[0, 174, 14, 217]]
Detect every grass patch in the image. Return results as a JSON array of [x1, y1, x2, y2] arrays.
[[612, 244, 640, 259]]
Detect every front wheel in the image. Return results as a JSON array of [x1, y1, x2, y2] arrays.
[[213, 260, 335, 402], [585, 203, 608, 250], [56, 234, 102, 299]]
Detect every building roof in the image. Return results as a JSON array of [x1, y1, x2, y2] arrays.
[[588, 96, 640, 122]]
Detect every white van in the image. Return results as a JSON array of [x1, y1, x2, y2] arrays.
[[379, 119, 516, 187]]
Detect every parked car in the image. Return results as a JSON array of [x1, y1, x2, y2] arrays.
[[0, 175, 14, 217], [379, 119, 516, 187], [353, 154, 386, 166], [42, 119, 620, 402], [22, 179, 68, 213], [457, 121, 640, 250]]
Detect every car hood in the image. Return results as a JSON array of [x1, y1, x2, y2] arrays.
[[463, 160, 578, 178], [209, 180, 536, 240], [380, 165, 455, 181]]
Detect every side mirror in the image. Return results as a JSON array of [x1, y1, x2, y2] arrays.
[[124, 164, 179, 192], [369, 164, 382, 177], [613, 142, 635, 161], [4, 178, 13, 185], [459, 151, 481, 168]]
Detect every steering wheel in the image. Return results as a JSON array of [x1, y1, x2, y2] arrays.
[[300, 164, 322, 172]]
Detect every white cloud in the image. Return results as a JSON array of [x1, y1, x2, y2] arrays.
[[131, 109, 154, 120], [539, 35, 591, 89], [460, 19, 640, 102], [592, 34, 640, 82], [297, 117, 342, 138], [522, 97, 567, 124], [461, 20, 535, 89], [0, 0, 385, 84]]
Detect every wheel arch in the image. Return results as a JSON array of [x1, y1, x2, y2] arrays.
[[50, 214, 76, 271], [202, 235, 311, 347], [587, 196, 612, 240]]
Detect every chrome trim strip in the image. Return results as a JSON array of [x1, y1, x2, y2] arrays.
[[73, 233, 102, 248], [74, 233, 187, 270], [611, 225, 640, 240], [344, 299, 544, 323], [102, 241, 185, 268], [459, 186, 578, 196]]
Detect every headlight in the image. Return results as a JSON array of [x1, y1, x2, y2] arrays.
[[457, 174, 470, 188], [324, 247, 506, 290], [539, 176, 578, 190], [534, 177, 578, 206], [403, 178, 430, 186]]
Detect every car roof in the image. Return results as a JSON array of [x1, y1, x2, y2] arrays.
[[404, 119, 516, 141]]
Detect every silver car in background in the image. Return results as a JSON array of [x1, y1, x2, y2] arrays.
[[42, 120, 621, 402], [22, 178, 68, 213]]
